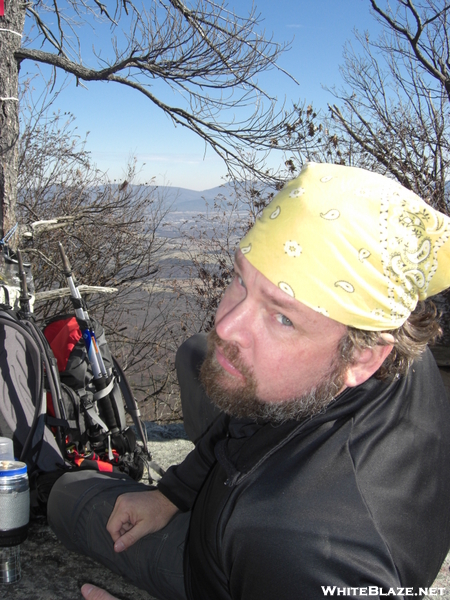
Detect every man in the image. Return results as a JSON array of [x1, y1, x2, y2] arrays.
[[49, 163, 450, 600]]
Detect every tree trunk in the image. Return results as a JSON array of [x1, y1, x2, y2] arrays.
[[0, 2, 25, 242]]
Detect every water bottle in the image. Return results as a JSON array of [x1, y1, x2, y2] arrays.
[[0, 438, 30, 584]]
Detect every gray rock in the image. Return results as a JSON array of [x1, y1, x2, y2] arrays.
[[1, 517, 151, 600]]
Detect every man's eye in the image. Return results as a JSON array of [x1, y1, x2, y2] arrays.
[[276, 314, 293, 327], [236, 275, 244, 287]]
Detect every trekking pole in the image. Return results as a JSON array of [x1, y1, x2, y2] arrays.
[[16, 249, 67, 456], [58, 243, 123, 457], [16, 250, 32, 319]]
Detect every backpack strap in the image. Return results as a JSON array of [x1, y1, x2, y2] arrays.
[[20, 318, 68, 454], [112, 355, 148, 450], [0, 313, 43, 459], [80, 396, 110, 433], [0, 310, 66, 472], [93, 378, 115, 401]]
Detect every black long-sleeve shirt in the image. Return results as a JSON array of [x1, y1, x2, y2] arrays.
[[159, 348, 450, 600]]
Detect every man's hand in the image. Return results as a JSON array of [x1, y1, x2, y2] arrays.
[[106, 489, 179, 552], [81, 583, 118, 599]]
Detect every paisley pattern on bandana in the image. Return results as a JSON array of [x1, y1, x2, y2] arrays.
[[270, 206, 281, 219], [279, 282, 295, 298], [380, 194, 449, 320], [359, 249, 371, 262], [320, 209, 340, 220], [239, 163, 450, 330], [335, 281, 355, 293]]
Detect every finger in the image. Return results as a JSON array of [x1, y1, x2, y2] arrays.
[[106, 507, 132, 542], [118, 521, 134, 537], [81, 583, 118, 600], [113, 521, 148, 553]]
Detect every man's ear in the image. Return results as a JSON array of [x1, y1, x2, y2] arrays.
[[343, 344, 394, 388]]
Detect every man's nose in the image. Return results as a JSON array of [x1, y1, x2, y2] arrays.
[[215, 296, 253, 348]]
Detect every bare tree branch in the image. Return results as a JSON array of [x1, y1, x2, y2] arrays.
[[13, 0, 301, 185], [370, 0, 450, 98]]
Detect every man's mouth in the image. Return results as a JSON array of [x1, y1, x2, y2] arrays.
[[215, 345, 245, 380]]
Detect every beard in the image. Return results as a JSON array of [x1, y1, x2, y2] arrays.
[[199, 328, 347, 424]]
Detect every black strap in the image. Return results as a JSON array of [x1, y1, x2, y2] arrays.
[[45, 415, 71, 429]]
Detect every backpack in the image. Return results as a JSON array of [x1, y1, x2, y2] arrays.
[[0, 303, 165, 512], [0, 306, 67, 474], [0, 242, 165, 511], [42, 313, 149, 478]]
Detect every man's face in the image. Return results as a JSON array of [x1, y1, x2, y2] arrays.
[[200, 251, 349, 422]]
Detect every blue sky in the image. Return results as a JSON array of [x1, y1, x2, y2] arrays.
[[21, 0, 380, 190]]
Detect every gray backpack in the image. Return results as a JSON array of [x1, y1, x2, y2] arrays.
[[0, 305, 162, 515], [0, 306, 66, 473]]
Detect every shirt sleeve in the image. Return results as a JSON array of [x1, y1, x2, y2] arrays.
[[157, 412, 229, 511]]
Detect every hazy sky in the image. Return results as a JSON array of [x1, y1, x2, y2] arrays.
[[21, 0, 380, 190]]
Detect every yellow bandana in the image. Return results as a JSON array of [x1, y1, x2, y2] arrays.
[[240, 163, 450, 331]]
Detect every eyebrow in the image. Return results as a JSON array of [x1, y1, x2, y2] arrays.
[[260, 286, 296, 312]]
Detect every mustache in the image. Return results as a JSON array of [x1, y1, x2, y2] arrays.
[[208, 328, 241, 368]]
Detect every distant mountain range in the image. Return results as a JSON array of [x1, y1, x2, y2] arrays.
[[18, 182, 239, 214], [148, 183, 235, 212]]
